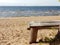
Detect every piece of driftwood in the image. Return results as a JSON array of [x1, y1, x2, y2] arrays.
[[28, 20, 60, 44]]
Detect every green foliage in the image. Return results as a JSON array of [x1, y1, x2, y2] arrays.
[[39, 42, 43, 45], [45, 37, 53, 42], [59, 0, 60, 2], [48, 27, 57, 30]]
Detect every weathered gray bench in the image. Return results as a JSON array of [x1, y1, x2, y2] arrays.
[[27, 20, 60, 44]]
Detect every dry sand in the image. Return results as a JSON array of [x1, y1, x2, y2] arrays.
[[0, 16, 60, 45]]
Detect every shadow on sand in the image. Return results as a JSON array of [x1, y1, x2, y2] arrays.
[[49, 31, 60, 45], [38, 31, 60, 45]]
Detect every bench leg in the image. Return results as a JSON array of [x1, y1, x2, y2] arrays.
[[30, 28, 38, 44], [58, 25, 60, 32]]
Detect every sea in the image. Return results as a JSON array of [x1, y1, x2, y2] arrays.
[[0, 6, 60, 17]]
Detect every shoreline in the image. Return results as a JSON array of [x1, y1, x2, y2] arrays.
[[0, 16, 60, 19]]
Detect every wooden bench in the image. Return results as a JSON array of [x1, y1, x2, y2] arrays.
[[27, 20, 60, 44]]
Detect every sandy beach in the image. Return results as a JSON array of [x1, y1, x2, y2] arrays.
[[0, 16, 60, 45]]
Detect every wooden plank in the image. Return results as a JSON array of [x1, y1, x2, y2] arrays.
[[29, 21, 60, 27], [28, 25, 59, 30]]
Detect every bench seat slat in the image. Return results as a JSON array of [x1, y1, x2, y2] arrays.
[[29, 21, 60, 26]]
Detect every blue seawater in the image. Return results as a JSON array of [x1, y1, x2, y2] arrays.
[[0, 6, 60, 17]]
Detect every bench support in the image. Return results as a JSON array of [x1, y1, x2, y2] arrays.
[[58, 25, 60, 32], [30, 28, 38, 44]]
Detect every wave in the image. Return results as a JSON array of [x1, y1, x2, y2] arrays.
[[0, 10, 59, 17]]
